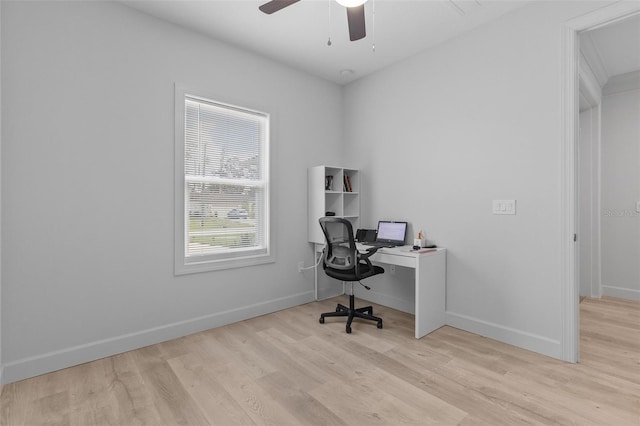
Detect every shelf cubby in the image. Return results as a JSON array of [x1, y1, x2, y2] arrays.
[[308, 165, 361, 244]]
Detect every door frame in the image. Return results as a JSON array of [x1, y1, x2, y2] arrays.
[[561, 1, 640, 363]]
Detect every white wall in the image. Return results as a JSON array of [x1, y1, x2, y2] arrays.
[[578, 50, 603, 300], [600, 72, 640, 300], [579, 105, 602, 298], [344, 1, 610, 359], [1, 1, 343, 383]]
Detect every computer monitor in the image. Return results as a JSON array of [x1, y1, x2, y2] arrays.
[[375, 221, 407, 246]]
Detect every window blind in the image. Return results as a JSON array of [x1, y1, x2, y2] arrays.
[[184, 96, 269, 261]]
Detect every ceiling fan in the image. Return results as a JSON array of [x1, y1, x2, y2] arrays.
[[259, 0, 368, 41]]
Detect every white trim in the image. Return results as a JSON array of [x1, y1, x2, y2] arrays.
[[1, 291, 314, 384], [579, 32, 609, 87], [578, 104, 603, 299], [174, 84, 275, 275], [355, 288, 415, 315], [579, 53, 602, 108], [446, 312, 562, 359], [601, 285, 640, 301], [602, 71, 640, 96], [561, 1, 640, 364], [593, 104, 603, 299], [561, 24, 580, 363]]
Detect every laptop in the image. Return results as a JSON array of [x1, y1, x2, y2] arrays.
[[362, 221, 408, 248]]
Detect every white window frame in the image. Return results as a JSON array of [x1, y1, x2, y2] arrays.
[[174, 85, 274, 274]]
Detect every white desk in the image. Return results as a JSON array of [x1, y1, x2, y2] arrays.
[[314, 244, 446, 339]]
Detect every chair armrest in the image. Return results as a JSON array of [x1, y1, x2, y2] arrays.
[[358, 246, 380, 260], [354, 247, 380, 279]]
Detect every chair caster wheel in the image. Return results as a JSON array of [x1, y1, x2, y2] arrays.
[[319, 317, 325, 324], [346, 325, 352, 334], [377, 321, 383, 329]]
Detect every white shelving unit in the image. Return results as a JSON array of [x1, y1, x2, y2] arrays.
[[308, 166, 360, 244]]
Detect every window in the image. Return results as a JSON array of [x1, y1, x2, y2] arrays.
[[175, 86, 272, 274]]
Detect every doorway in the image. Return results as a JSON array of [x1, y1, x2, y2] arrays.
[[579, 15, 640, 301], [562, 2, 640, 363]]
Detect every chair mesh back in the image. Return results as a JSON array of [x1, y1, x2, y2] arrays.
[[319, 218, 357, 271]]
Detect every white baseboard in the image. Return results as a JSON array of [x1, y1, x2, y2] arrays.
[[601, 285, 640, 301], [445, 311, 562, 360], [1, 291, 314, 384], [352, 292, 562, 360], [317, 280, 343, 301], [354, 288, 414, 315]]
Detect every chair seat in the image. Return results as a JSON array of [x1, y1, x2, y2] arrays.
[[324, 262, 384, 281]]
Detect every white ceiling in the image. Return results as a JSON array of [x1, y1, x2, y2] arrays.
[[581, 13, 640, 82], [120, 0, 530, 84], [578, 12, 640, 110]]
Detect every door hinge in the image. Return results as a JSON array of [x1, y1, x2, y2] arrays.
[[573, 233, 577, 242]]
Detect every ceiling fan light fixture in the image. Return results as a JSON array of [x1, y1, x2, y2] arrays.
[[336, 0, 368, 8], [259, 0, 367, 42]]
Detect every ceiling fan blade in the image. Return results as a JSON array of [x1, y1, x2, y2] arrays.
[[259, 0, 301, 15], [346, 4, 366, 41]]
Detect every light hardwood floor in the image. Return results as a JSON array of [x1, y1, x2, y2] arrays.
[[1, 296, 638, 425]]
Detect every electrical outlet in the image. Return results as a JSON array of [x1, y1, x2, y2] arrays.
[[298, 261, 304, 273], [493, 199, 516, 215]]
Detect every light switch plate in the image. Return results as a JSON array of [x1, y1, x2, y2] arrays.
[[493, 199, 516, 215]]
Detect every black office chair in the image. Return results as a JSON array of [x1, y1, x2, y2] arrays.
[[318, 217, 384, 333]]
